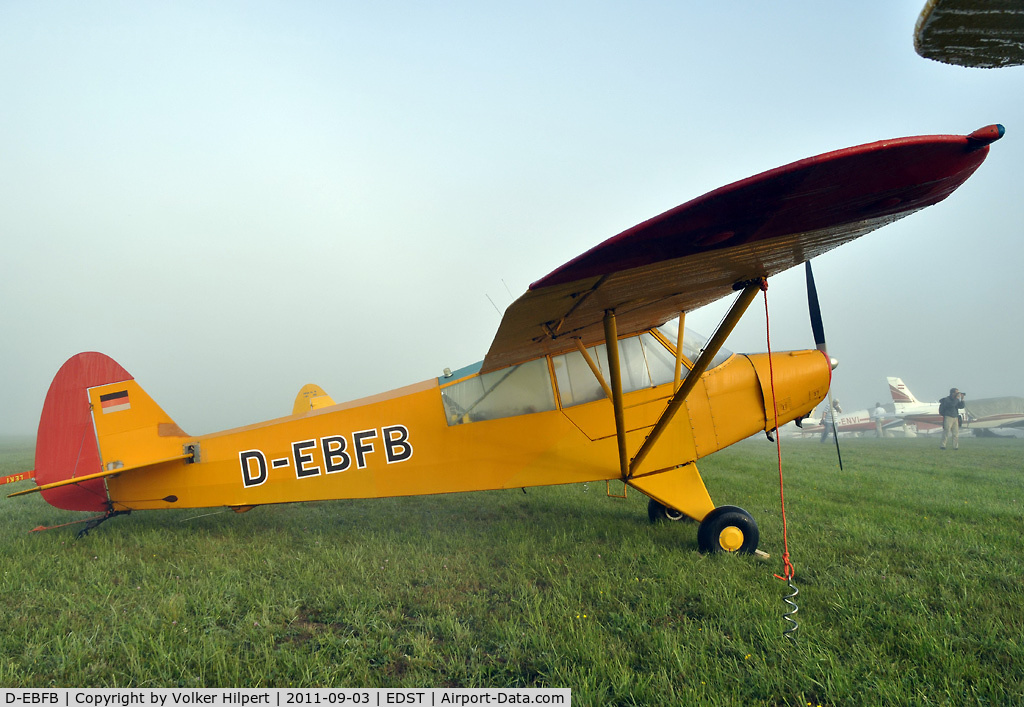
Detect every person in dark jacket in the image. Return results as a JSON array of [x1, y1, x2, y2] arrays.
[[938, 387, 965, 450]]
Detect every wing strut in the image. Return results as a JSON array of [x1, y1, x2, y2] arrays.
[[628, 280, 764, 478], [673, 313, 686, 391], [602, 309, 631, 480]]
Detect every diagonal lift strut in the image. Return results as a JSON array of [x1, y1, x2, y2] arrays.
[[601, 279, 764, 481]]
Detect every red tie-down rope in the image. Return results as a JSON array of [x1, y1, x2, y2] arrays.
[[759, 280, 795, 582], [760, 280, 800, 641]]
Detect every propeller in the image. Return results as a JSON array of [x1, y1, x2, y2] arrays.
[[805, 261, 843, 470]]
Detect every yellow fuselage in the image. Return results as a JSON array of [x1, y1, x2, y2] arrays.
[[100, 349, 829, 521]]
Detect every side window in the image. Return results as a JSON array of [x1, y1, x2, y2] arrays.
[[641, 332, 678, 386], [618, 336, 650, 392], [656, 319, 733, 370], [551, 346, 607, 407], [552, 332, 680, 409], [441, 358, 556, 425]]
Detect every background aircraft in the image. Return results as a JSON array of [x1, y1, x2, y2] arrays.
[[796, 404, 900, 438], [887, 377, 1024, 433], [887, 377, 943, 427]]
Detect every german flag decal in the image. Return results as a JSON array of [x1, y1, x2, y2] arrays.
[[100, 390, 131, 414]]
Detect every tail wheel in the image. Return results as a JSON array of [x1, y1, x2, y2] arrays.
[[697, 505, 759, 554], [647, 498, 695, 523]]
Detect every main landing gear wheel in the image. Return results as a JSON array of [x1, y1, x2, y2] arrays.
[[697, 506, 759, 554], [647, 498, 695, 523]]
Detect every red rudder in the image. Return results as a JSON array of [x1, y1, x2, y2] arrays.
[[35, 353, 133, 511]]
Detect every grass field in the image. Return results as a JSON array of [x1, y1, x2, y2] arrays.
[[1, 434, 1022, 704]]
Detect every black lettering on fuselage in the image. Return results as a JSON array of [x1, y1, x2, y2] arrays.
[[382, 424, 413, 463], [321, 435, 351, 473], [238, 425, 413, 490], [239, 450, 268, 487], [292, 439, 320, 478], [352, 429, 379, 469]]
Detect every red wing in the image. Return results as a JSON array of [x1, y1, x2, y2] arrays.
[[482, 126, 1003, 373]]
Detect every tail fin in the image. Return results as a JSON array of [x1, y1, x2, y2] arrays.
[[292, 384, 336, 415], [33, 352, 189, 511], [887, 377, 918, 405]]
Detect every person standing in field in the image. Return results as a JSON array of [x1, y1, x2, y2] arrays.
[[820, 399, 842, 442], [872, 402, 887, 438], [939, 387, 966, 450]]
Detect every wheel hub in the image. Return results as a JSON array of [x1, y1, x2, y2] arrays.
[[718, 526, 744, 552]]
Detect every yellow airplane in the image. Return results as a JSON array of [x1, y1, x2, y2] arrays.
[[11, 125, 1004, 553]]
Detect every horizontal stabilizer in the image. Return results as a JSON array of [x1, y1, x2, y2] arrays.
[[7, 452, 192, 499], [1, 470, 35, 486]]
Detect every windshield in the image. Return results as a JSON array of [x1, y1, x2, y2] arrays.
[[441, 358, 556, 425], [656, 318, 733, 370]]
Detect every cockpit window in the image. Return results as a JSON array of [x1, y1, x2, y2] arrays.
[[441, 358, 556, 425], [656, 318, 733, 370], [641, 332, 679, 384], [551, 332, 680, 408], [440, 326, 714, 423]]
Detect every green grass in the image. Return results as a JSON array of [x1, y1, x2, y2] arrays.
[[2, 435, 1023, 704]]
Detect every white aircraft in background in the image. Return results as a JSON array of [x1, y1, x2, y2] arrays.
[[887, 377, 942, 427], [887, 377, 1024, 434], [796, 401, 897, 437]]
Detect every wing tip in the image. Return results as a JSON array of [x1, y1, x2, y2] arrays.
[[967, 124, 1005, 149]]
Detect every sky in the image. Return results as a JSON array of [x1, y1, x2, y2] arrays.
[[2, 1, 1022, 437]]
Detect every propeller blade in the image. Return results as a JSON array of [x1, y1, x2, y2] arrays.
[[806, 260, 843, 470], [805, 261, 827, 353], [827, 396, 844, 471]]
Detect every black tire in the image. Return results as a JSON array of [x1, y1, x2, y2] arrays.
[[647, 498, 695, 523], [696, 505, 759, 554]]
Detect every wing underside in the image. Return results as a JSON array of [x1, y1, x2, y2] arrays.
[[915, 0, 1024, 68], [482, 127, 1001, 373]]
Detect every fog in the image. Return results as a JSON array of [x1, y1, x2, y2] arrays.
[[3, 2, 1021, 437]]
